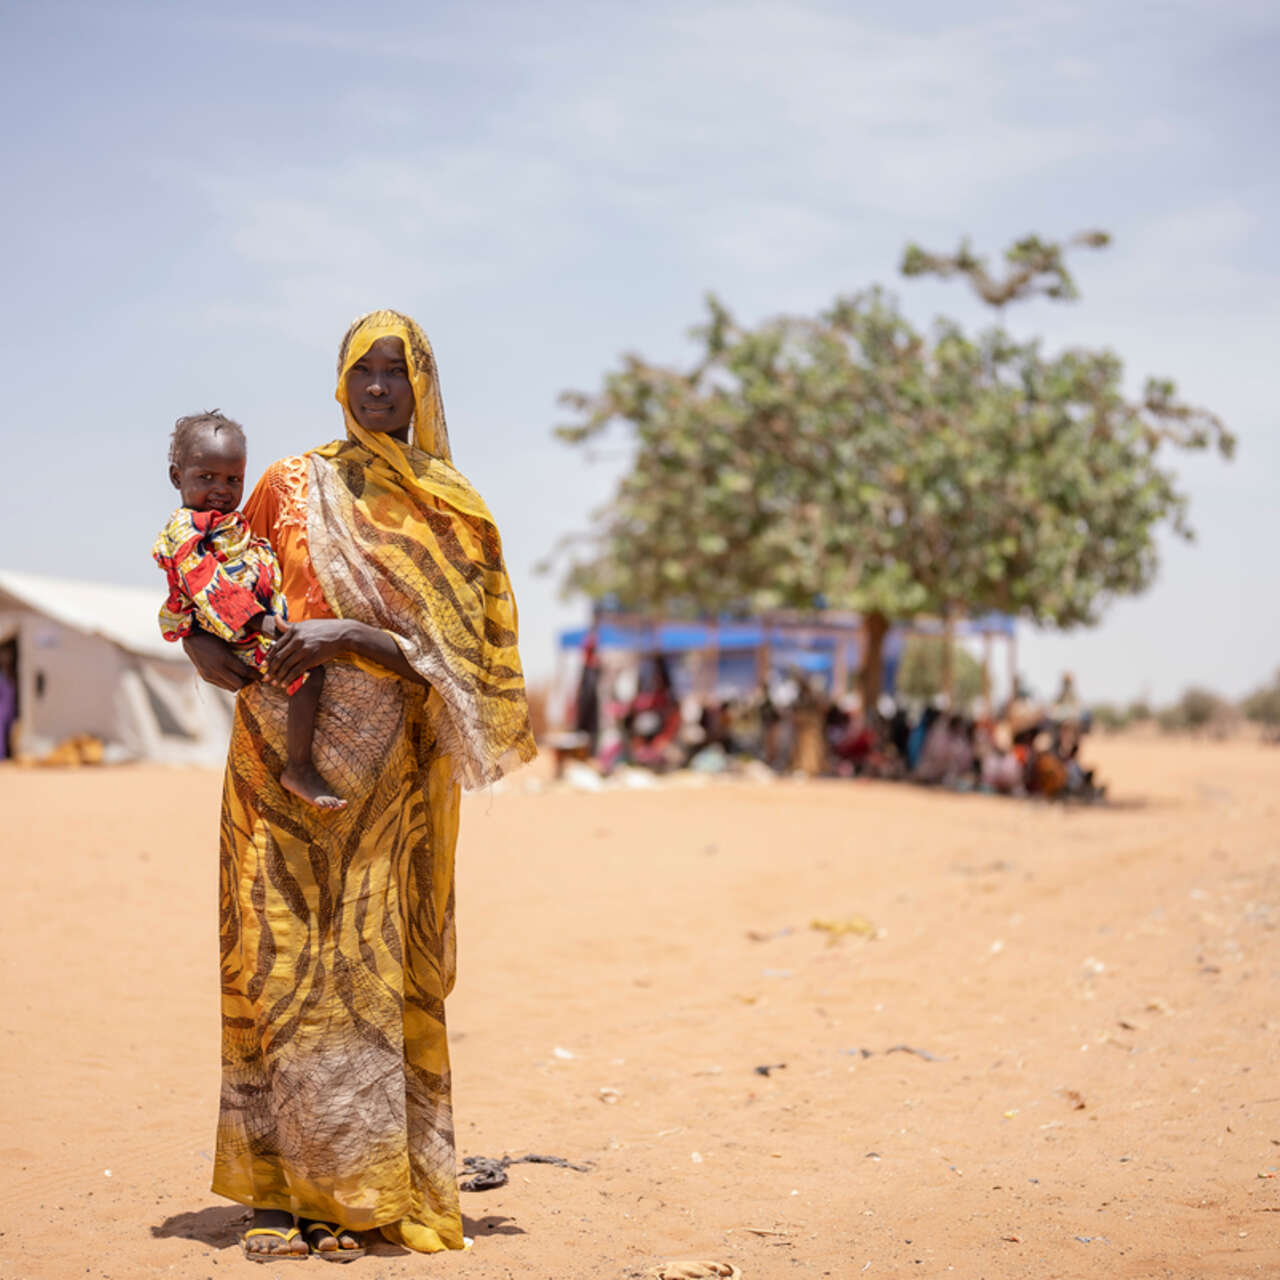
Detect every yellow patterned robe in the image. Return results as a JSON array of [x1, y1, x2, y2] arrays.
[[212, 312, 535, 1252]]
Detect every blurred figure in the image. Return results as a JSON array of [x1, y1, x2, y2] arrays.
[[623, 654, 683, 770], [980, 722, 1023, 795], [1052, 672, 1084, 728], [1027, 730, 1068, 797], [571, 631, 602, 756], [830, 694, 878, 774], [699, 697, 738, 755], [1006, 678, 1044, 745], [883, 696, 912, 773], [0, 644, 15, 760], [790, 675, 827, 776], [758, 683, 783, 770], [915, 712, 974, 785]]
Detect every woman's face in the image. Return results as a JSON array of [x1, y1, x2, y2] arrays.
[[346, 336, 414, 439]]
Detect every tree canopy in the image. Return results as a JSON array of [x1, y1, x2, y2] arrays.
[[549, 233, 1234, 702]]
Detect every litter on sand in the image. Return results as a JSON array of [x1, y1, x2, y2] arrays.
[[885, 1045, 946, 1062], [754, 1063, 787, 1077], [459, 1153, 592, 1192], [810, 915, 878, 944], [647, 1264, 743, 1280]]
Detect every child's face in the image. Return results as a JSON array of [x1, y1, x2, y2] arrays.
[[169, 427, 246, 513]]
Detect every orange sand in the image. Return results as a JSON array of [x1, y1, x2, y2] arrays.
[[1, 736, 1277, 1278]]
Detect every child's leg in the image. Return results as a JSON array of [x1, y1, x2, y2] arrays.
[[279, 666, 347, 810]]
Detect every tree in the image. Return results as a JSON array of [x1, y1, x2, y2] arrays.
[[895, 636, 985, 706], [549, 234, 1234, 709], [901, 230, 1111, 309], [1090, 702, 1130, 731], [1157, 686, 1232, 733], [1241, 671, 1280, 727]]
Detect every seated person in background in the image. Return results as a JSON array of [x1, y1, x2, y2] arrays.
[[623, 654, 683, 770], [915, 711, 959, 784], [1027, 730, 1068, 798], [980, 723, 1024, 795]]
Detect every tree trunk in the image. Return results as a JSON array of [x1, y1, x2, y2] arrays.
[[941, 608, 955, 703], [859, 611, 889, 711], [757, 614, 773, 688]]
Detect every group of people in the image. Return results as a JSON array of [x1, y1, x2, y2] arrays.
[[571, 655, 1101, 801], [824, 684, 1101, 800]]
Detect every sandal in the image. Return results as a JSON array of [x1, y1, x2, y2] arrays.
[[303, 1220, 367, 1262], [241, 1225, 309, 1262]]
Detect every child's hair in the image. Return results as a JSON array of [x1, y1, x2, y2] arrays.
[[169, 409, 246, 468]]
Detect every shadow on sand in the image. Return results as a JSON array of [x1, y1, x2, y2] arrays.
[[464, 1213, 526, 1239], [151, 1205, 523, 1254], [150, 1204, 247, 1249]]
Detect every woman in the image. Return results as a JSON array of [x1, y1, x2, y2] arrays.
[[183, 310, 536, 1261]]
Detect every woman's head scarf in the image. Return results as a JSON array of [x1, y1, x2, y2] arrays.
[[306, 309, 536, 790], [334, 308, 452, 461]]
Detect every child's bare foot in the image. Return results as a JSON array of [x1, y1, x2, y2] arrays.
[[281, 763, 347, 810]]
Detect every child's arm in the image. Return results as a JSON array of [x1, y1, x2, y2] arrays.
[[182, 627, 261, 691], [157, 567, 196, 643], [242, 613, 280, 639]]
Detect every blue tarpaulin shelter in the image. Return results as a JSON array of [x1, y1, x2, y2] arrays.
[[555, 611, 1016, 699]]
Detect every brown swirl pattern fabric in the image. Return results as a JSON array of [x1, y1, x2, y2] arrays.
[[211, 311, 534, 1254]]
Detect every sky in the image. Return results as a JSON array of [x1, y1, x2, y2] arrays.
[[2, 0, 1276, 703]]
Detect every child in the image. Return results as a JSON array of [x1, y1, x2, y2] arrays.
[[153, 410, 345, 810]]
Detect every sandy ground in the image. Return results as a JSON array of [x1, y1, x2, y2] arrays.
[[1, 736, 1278, 1280]]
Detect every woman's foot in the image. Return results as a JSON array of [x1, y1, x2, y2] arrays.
[[242, 1208, 308, 1259], [301, 1219, 365, 1260], [281, 762, 348, 810]]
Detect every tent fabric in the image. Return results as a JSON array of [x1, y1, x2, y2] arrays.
[[0, 568, 233, 764], [0, 569, 175, 660]]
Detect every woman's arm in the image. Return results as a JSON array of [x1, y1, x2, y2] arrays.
[[182, 626, 261, 691], [262, 618, 427, 690]]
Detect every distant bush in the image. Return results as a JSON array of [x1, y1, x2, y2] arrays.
[[1241, 671, 1280, 727], [1126, 699, 1153, 722], [1157, 686, 1233, 734], [1091, 702, 1129, 731]]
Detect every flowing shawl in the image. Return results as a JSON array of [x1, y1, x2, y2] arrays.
[[308, 309, 533, 791], [212, 310, 535, 1253]]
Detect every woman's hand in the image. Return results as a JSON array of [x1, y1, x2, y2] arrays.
[[262, 618, 354, 690], [182, 629, 260, 691]]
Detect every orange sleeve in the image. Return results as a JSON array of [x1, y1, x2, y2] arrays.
[[243, 464, 282, 550]]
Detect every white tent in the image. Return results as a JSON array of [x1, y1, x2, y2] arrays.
[[0, 569, 234, 765]]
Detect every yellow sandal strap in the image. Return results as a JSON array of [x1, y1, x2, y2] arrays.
[[244, 1227, 301, 1242]]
